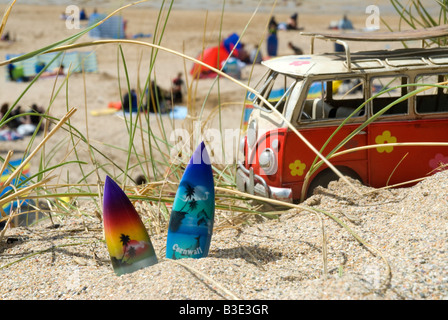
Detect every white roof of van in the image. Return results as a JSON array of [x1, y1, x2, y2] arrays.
[[262, 47, 448, 77]]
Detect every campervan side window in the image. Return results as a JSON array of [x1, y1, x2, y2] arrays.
[[415, 74, 448, 114], [299, 77, 366, 122], [371, 75, 409, 116]]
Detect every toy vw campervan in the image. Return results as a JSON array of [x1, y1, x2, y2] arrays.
[[237, 26, 448, 203]]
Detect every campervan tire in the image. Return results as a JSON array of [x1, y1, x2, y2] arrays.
[[306, 167, 362, 198]]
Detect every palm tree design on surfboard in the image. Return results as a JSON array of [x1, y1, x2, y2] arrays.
[[166, 141, 215, 259], [102, 176, 158, 275]]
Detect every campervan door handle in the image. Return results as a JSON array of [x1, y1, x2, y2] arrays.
[[357, 130, 367, 135]]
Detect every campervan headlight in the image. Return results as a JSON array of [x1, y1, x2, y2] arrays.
[[239, 137, 246, 156], [271, 138, 279, 152], [259, 148, 277, 175], [247, 119, 257, 148]]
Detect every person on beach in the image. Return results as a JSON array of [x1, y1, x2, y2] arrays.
[[145, 82, 170, 113], [237, 43, 251, 64], [0, 104, 25, 140], [286, 13, 298, 30], [80, 8, 88, 21], [171, 72, 185, 104], [7, 64, 33, 82], [89, 8, 101, 23], [1, 31, 10, 41], [288, 41, 303, 55], [250, 44, 263, 64], [1, 103, 10, 124], [122, 89, 138, 113], [338, 14, 354, 30], [334, 14, 354, 52], [267, 16, 278, 57], [268, 16, 278, 33], [40, 65, 65, 78], [16, 104, 45, 136]]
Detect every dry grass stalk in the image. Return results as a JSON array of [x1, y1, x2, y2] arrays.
[[0, 108, 76, 241], [0, 0, 17, 39], [171, 259, 241, 300], [0, 108, 77, 196]]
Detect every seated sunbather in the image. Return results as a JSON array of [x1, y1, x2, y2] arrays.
[[40, 65, 65, 78]]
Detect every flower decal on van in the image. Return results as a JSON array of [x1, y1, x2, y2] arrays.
[[289, 60, 311, 67], [375, 130, 396, 153], [429, 153, 448, 171], [289, 160, 306, 176]]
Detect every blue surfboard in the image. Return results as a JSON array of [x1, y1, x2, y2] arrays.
[[166, 142, 215, 259]]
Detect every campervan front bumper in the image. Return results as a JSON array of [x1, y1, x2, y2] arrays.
[[236, 161, 293, 203]]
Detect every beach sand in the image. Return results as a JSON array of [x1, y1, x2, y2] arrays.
[[0, 2, 447, 301]]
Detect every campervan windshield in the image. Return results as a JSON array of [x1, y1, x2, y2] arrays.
[[249, 71, 299, 114]]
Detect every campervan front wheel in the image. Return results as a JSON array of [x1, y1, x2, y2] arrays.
[[306, 167, 362, 199]]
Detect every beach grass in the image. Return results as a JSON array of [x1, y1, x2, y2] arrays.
[[0, 0, 279, 232]]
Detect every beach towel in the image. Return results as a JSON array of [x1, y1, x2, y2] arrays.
[[169, 106, 188, 120], [307, 81, 342, 99], [1, 158, 31, 215], [88, 14, 125, 39], [132, 33, 152, 39], [5, 51, 98, 81], [0, 129, 23, 141], [104, 106, 188, 120], [116, 106, 188, 119]]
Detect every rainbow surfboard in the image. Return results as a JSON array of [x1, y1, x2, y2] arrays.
[[166, 142, 215, 259], [102, 176, 158, 275]]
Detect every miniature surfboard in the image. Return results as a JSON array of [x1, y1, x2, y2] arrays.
[[300, 25, 448, 42], [102, 176, 158, 275], [166, 142, 215, 259]]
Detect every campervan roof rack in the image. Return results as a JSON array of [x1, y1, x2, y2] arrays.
[[300, 25, 448, 72]]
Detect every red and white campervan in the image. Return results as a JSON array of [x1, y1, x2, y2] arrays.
[[237, 27, 448, 203]]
